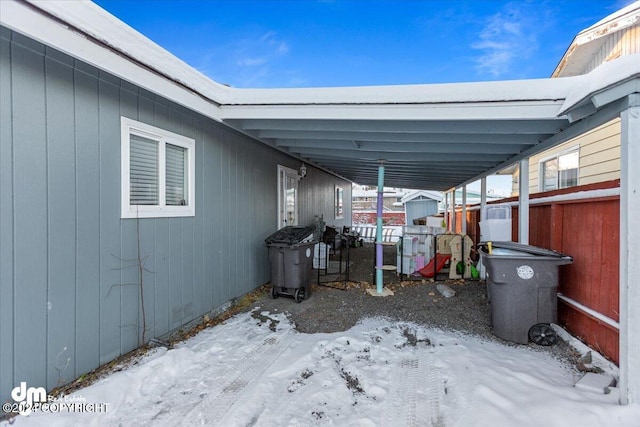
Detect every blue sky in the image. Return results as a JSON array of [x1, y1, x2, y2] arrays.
[[93, 0, 631, 88]]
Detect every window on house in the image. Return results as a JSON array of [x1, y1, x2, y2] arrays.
[[335, 186, 344, 219], [121, 117, 195, 218], [540, 148, 579, 192]]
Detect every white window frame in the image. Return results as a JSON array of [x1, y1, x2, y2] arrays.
[[121, 117, 195, 218], [335, 185, 344, 219], [538, 146, 579, 192]]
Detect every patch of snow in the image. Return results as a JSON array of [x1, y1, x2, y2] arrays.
[[6, 312, 640, 427], [575, 373, 616, 394], [4, 312, 639, 427]]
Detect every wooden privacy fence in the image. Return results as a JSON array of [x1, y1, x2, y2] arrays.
[[452, 180, 620, 364]]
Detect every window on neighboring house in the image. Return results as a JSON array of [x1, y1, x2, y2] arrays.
[[540, 148, 579, 192], [121, 117, 195, 218]]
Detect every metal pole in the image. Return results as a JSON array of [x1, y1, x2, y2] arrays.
[[376, 161, 385, 293], [450, 189, 457, 233], [462, 185, 467, 235], [518, 159, 530, 244], [444, 192, 449, 230]]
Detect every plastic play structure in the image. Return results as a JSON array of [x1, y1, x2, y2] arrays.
[[418, 233, 474, 279], [418, 254, 451, 278]]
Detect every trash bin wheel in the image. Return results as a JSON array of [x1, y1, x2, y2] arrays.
[[294, 288, 305, 303], [270, 286, 279, 299], [528, 323, 557, 346]]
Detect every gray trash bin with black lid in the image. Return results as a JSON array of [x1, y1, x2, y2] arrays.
[[479, 242, 573, 345], [265, 225, 316, 303]]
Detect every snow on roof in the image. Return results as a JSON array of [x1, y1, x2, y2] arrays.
[[2, 0, 636, 118], [20, 0, 232, 104], [581, 0, 640, 38], [1, 0, 574, 110], [400, 190, 444, 204], [3, 0, 635, 120], [224, 76, 576, 106], [559, 53, 640, 118]]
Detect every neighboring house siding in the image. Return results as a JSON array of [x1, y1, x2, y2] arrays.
[[0, 28, 350, 403], [353, 197, 400, 211], [522, 20, 638, 194], [527, 119, 620, 194], [583, 25, 640, 73]]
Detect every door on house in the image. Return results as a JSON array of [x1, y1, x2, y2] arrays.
[[278, 165, 299, 228]]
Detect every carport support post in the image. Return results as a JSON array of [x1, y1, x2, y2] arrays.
[[375, 161, 385, 293], [461, 186, 467, 235], [620, 100, 640, 405], [480, 178, 487, 239], [444, 192, 449, 230], [450, 189, 456, 232], [480, 177, 487, 211], [518, 159, 530, 244]]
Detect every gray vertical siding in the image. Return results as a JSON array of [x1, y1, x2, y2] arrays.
[[0, 27, 14, 401], [44, 49, 76, 389], [298, 165, 352, 230], [10, 31, 48, 396], [98, 74, 122, 366], [0, 28, 352, 404]]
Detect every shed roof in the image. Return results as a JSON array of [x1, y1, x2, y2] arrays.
[[3, 0, 639, 191], [400, 191, 444, 204]]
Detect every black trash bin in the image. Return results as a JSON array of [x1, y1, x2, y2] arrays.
[[479, 242, 573, 345], [265, 226, 316, 303]]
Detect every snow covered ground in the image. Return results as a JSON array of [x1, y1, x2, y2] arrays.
[[5, 310, 639, 427]]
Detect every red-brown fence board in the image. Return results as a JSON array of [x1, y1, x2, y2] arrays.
[[530, 205, 551, 249], [559, 302, 619, 363]]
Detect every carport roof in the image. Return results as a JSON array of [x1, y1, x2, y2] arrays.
[[5, 0, 640, 191], [220, 55, 639, 190]]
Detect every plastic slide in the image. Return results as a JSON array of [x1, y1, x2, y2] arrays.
[[418, 253, 451, 278]]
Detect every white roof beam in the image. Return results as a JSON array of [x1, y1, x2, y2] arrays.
[[267, 131, 545, 144], [315, 164, 489, 173], [289, 148, 508, 162], [221, 102, 564, 121], [319, 162, 487, 172], [279, 140, 529, 154], [313, 159, 498, 169], [592, 79, 640, 109], [229, 119, 568, 134]]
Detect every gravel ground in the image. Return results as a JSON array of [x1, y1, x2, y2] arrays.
[[250, 243, 580, 365]]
